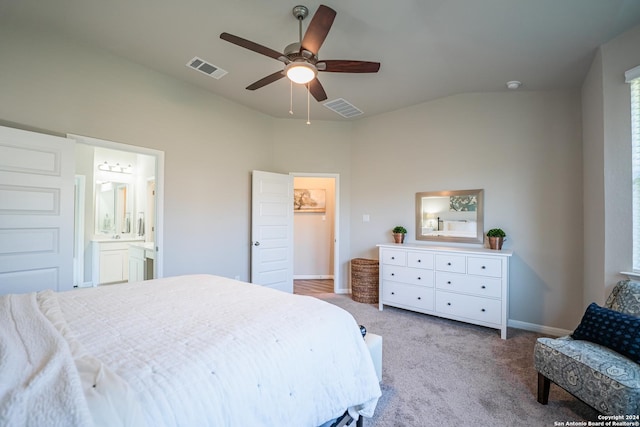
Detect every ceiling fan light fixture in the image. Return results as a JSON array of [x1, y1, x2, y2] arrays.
[[285, 62, 317, 84]]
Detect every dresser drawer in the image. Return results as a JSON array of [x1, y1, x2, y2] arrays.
[[435, 272, 502, 298], [382, 281, 434, 311], [467, 257, 502, 277], [383, 265, 434, 287], [435, 254, 466, 273], [381, 249, 406, 266], [435, 291, 501, 325], [407, 251, 434, 269]]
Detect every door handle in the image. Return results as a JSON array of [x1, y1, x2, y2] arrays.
[[254, 241, 260, 246]]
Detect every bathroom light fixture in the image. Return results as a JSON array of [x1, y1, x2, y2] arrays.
[[285, 62, 317, 84], [506, 80, 522, 90], [97, 161, 133, 174]]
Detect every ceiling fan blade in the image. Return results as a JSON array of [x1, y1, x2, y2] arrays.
[[307, 78, 328, 102], [319, 60, 381, 73], [300, 5, 336, 56], [220, 32, 287, 62], [246, 70, 286, 91]]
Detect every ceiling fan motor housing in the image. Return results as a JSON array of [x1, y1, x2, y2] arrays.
[[292, 5, 309, 20]]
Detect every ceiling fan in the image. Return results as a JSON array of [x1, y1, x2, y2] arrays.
[[220, 4, 380, 102]]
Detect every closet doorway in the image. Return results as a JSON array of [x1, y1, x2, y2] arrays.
[[292, 173, 339, 293]]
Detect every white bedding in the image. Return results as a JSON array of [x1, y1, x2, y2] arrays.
[[0, 275, 381, 427]]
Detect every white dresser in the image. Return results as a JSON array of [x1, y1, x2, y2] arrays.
[[378, 243, 513, 339]]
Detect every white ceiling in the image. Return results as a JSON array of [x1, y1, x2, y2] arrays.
[[2, 0, 640, 121]]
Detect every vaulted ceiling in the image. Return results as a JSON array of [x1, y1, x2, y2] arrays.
[[2, 0, 640, 121]]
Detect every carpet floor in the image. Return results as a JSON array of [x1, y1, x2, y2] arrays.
[[313, 293, 600, 427]]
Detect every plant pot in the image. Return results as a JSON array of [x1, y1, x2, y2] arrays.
[[488, 236, 504, 250], [393, 233, 405, 244]]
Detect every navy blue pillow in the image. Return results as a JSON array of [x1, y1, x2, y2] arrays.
[[572, 302, 640, 364]]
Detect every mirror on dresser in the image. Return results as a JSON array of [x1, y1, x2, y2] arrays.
[[415, 189, 484, 244]]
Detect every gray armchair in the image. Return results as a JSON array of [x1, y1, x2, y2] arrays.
[[534, 280, 640, 415]]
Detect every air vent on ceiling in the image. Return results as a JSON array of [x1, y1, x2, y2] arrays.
[[187, 56, 228, 79], [323, 98, 363, 118]]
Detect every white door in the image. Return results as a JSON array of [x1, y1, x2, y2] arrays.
[[0, 126, 75, 294], [251, 170, 293, 293]]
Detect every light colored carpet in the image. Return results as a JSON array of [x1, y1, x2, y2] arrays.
[[313, 293, 600, 427]]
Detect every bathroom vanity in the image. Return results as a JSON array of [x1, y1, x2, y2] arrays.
[[128, 241, 155, 282], [378, 243, 512, 339], [91, 239, 136, 285]]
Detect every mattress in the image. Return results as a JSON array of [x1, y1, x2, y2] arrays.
[[0, 274, 381, 427]]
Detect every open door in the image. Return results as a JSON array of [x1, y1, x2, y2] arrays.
[[0, 126, 75, 294], [251, 170, 293, 293]]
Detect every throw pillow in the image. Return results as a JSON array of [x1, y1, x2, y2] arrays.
[[572, 302, 640, 364]]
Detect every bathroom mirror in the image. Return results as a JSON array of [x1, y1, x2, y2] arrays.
[[95, 181, 132, 236], [415, 189, 484, 244]]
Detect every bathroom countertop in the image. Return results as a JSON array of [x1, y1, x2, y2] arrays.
[[128, 241, 155, 259], [92, 236, 145, 243]]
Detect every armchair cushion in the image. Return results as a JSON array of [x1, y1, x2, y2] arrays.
[[571, 302, 640, 364]]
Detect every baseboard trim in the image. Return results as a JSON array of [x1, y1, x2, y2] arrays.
[[508, 319, 571, 337], [293, 275, 334, 280]]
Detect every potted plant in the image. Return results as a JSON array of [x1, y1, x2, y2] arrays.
[[392, 226, 407, 244], [486, 228, 506, 250]]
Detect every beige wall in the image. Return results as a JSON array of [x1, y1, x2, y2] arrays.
[[582, 24, 640, 304], [0, 23, 273, 282], [1, 19, 639, 332], [351, 91, 584, 330]]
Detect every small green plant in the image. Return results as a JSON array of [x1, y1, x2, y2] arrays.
[[393, 226, 407, 234], [486, 228, 506, 238]]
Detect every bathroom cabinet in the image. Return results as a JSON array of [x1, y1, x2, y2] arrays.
[[377, 243, 512, 339], [92, 240, 137, 285]]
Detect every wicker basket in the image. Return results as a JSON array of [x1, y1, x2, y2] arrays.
[[351, 258, 379, 304]]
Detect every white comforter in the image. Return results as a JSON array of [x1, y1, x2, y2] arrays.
[[1, 275, 381, 427]]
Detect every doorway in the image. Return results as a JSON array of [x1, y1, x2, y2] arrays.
[[291, 173, 339, 293], [69, 134, 164, 286]]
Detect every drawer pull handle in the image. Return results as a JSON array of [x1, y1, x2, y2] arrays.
[[391, 256, 395, 260], [391, 273, 395, 276], [447, 281, 451, 285], [417, 277, 421, 280], [481, 285, 486, 289], [447, 302, 451, 306], [417, 297, 421, 300], [391, 292, 395, 295], [447, 262, 452, 266], [482, 266, 486, 269], [481, 308, 486, 312], [418, 259, 421, 263]]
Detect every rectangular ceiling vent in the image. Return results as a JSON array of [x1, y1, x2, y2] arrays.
[[186, 57, 228, 79], [323, 98, 363, 118]]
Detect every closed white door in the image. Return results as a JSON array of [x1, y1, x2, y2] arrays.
[[0, 126, 75, 294], [251, 170, 293, 293]]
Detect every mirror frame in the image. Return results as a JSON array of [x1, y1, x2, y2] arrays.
[[415, 189, 484, 244]]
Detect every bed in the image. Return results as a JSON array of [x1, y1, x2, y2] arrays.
[[0, 274, 381, 427]]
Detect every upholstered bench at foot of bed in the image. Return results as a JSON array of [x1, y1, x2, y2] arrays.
[[365, 333, 382, 383], [534, 336, 640, 415]]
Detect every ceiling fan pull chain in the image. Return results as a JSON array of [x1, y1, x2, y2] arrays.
[[289, 80, 294, 115], [306, 84, 311, 125]]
